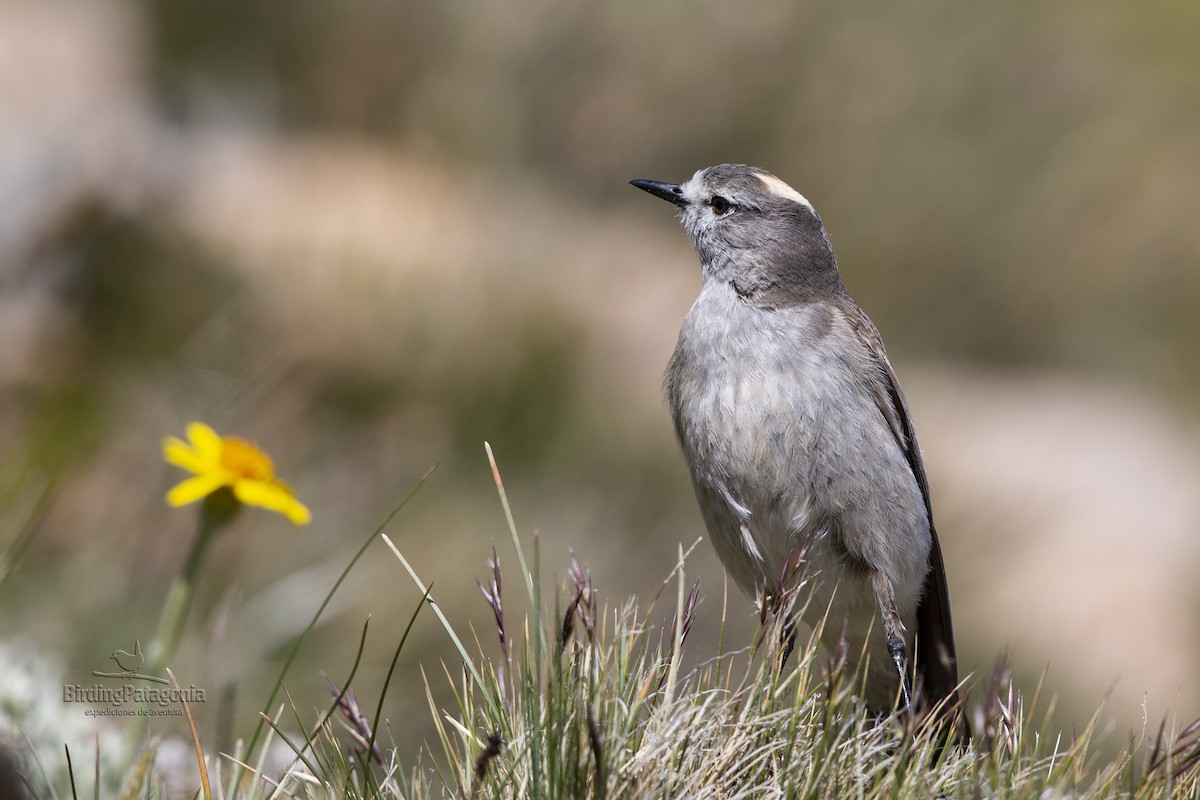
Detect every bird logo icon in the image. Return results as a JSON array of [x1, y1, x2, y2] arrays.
[[91, 639, 168, 684], [109, 640, 144, 675]]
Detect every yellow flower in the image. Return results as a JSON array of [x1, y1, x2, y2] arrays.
[[163, 422, 311, 526]]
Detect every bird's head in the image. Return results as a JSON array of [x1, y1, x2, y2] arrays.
[[631, 164, 842, 303]]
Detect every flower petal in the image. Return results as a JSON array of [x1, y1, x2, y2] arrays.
[[282, 500, 312, 527], [166, 472, 229, 507], [163, 436, 209, 474], [233, 479, 311, 526], [186, 422, 222, 464]]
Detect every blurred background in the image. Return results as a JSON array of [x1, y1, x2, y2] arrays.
[[2, 0, 1199, 779]]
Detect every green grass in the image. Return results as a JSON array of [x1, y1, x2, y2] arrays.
[[31, 458, 1200, 799]]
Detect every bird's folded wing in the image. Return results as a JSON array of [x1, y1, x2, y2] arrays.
[[842, 301, 960, 708]]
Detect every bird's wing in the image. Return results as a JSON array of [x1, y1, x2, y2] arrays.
[[841, 300, 960, 709]]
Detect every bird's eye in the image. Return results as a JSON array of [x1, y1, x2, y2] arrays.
[[708, 195, 734, 216]]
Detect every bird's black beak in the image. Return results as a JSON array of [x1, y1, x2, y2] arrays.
[[630, 179, 687, 208]]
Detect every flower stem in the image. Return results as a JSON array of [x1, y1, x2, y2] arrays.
[[145, 511, 218, 678], [127, 488, 239, 759]]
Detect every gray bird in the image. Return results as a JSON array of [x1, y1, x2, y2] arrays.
[[631, 164, 958, 713]]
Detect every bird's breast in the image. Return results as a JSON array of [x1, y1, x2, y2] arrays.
[[666, 283, 929, 600], [667, 286, 845, 471]]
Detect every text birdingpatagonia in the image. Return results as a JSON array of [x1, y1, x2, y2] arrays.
[[631, 164, 959, 714]]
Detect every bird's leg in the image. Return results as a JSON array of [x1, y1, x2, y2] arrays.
[[871, 572, 912, 710], [760, 586, 799, 672], [773, 546, 809, 672], [779, 613, 798, 671]]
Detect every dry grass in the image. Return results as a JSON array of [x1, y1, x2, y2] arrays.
[[184, 463, 1199, 799], [243, 547, 1200, 799], [23, 461, 1200, 799]]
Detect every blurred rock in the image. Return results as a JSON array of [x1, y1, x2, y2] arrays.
[[0, 0, 162, 388], [910, 368, 1200, 726]]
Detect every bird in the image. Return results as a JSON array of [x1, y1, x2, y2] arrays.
[[111, 639, 145, 674], [631, 164, 958, 714]]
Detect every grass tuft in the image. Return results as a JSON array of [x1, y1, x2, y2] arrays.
[[29, 458, 1200, 798]]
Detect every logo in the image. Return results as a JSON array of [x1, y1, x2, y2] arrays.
[[62, 639, 205, 718], [90, 640, 168, 684]]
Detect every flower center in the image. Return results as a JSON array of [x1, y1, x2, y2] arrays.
[[220, 437, 275, 481]]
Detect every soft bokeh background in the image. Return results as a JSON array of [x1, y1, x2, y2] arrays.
[[2, 0, 1199, 775]]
